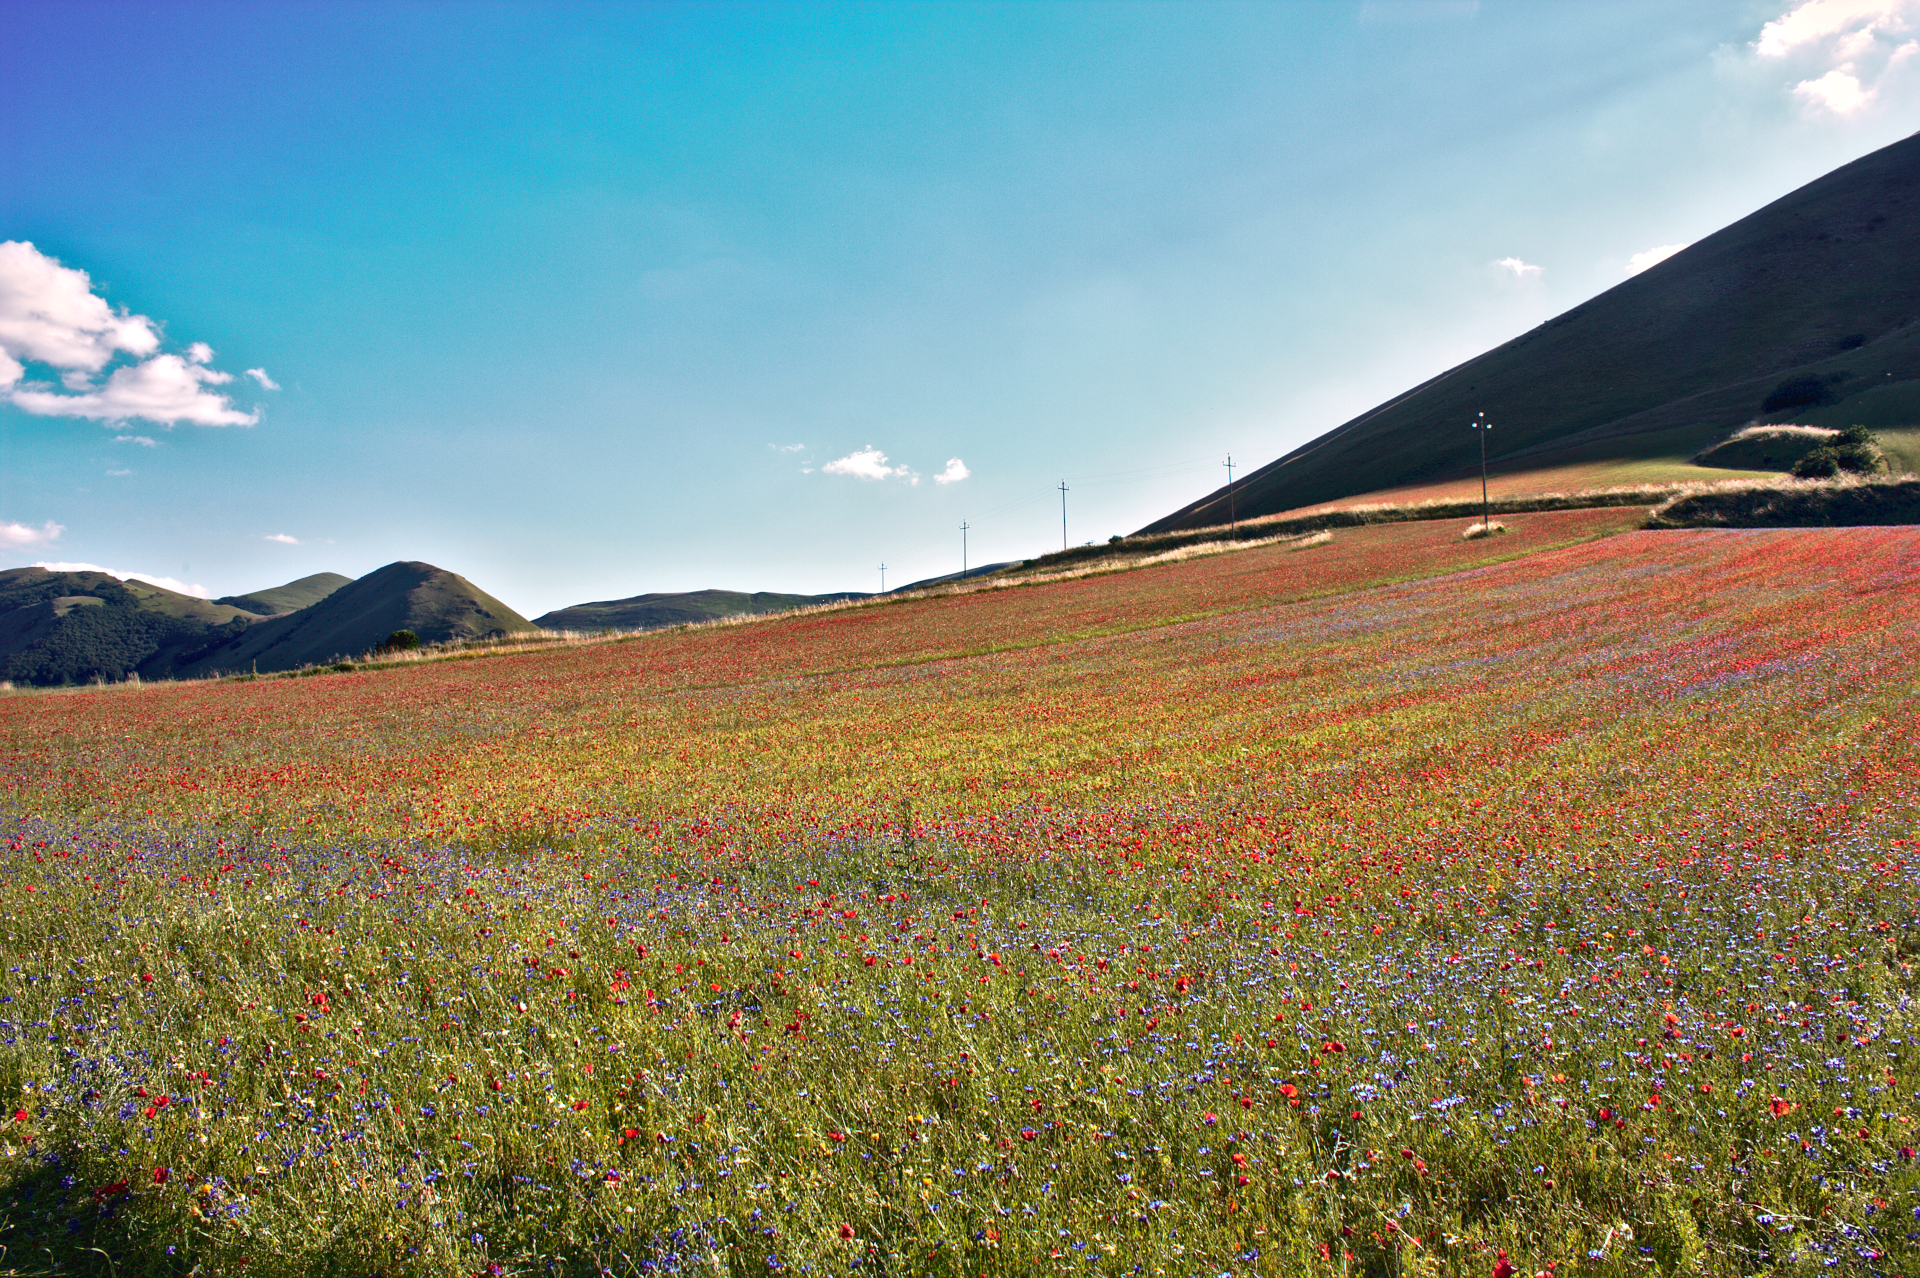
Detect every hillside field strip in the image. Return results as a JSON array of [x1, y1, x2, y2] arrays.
[[1, 513, 1918, 1277]]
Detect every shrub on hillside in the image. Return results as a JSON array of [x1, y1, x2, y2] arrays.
[[1761, 376, 1833, 413], [381, 629, 421, 652], [1792, 425, 1882, 478]]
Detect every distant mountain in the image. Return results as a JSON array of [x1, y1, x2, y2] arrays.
[[0, 567, 256, 686], [172, 561, 537, 677], [1144, 129, 1920, 532], [215, 572, 353, 616], [534, 588, 870, 632]]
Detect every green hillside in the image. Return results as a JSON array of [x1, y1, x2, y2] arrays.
[[215, 571, 353, 616], [533, 588, 868, 632], [171, 561, 537, 677], [1143, 129, 1920, 532], [0, 568, 256, 686]]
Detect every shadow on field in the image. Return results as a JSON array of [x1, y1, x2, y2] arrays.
[[0, 1163, 185, 1278]]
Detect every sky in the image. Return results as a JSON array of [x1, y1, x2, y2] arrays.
[[3, 0, 1919, 615]]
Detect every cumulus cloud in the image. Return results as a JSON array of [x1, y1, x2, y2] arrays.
[[264, 533, 301, 544], [1752, 0, 1920, 116], [245, 367, 279, 390], [32, 561, 208, 598], [0, 520, 63, 550], [934, 458, 971, 485], [0, 241, 260, 426], [1627, 243, 1691, 275], [114, 434, 157, 447], [1493, 257, 1544, 278], [824, 446, 902, 481]]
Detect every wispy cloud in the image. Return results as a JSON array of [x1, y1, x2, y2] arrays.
[[264, 533, 301, 544], [1752, 0, 1920, 117], [934, 458, 971, 485], [0, 241, 261, 426], [245, 367, 280, 391], [105, 468, 131, 477], [1627, 243, 1690, 275], [113, 434, 158, 447], [32, 561, 208, 597], [768, 442, 806, 453], [0, 520, 63, 550], [1493, 257, 1544, 279]]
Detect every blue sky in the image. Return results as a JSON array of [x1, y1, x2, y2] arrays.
[[3, 0, 1918, 614]]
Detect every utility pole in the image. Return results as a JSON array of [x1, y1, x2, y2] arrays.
[[1223, 454, 1237, 534], [879, 562, 887, 594], [960, 521, 970, 578], [1471, 412, 1492, 533], [1058, 481, 1069, 551]]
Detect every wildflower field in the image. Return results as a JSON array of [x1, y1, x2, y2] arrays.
[[1, 513, 1918, 1278]]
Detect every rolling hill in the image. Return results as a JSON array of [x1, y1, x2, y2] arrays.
[[215, 571, 353, 616], [533, 587, 869, 632], [0, 567, 258, 686], [171, 561, 537, 677], [1143, 129, 1920, 532]]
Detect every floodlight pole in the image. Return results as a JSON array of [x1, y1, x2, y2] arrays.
[[1058, 481, 1069, 551], [1223, 454, 1237, 534], [879, 562, 887, 594], [1471, 413, 1492, 532], [960, 521, 970, 578]]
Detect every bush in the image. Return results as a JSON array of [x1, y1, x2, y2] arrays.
[[1761, 376, 1832, 413], [1793, 446, 1841, 478], [1792, 429, 1881, 479], [382, 629, 421, 652]]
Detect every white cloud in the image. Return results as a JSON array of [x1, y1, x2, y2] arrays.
[[1627, 243, 1691, 275], [1750, 0, 1920, 116], [105, 468, 131, 477], [1758, 0, 1914, 57], [264, 533, 301, 544], [0, 241, 260, 426], [823, 445, 902, 481], [245, 367, 280, 390], [934, 457, 971, 485], [0, 241, 157, 377], [1794, 63, 1876, 111], [32, 561, 208, 598], [1493, 257, 1544, 278], [0, 520, 63, 550], [113, 434, 157, 447], [10, 344, 258, 427], [768, 442, 806, 453]]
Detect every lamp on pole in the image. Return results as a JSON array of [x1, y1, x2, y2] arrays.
[[1223, 454, 1236, 534], [1470, 412, 1493, 533]]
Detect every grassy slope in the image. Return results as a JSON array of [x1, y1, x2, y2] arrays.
[[533, 587, 869, 632], [169, 561, 536, 676], [1143, 129, 1920, 531], [215, 571, 354, 616]]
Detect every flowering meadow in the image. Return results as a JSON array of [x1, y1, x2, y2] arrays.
[[1, 515, 1918, 1278]]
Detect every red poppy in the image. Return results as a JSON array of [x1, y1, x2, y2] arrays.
[[152, 1167, 169, 1185]]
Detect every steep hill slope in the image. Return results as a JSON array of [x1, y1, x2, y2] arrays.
[[1144, 130, 1920, 532], [215, 572, 353, 616], [171, 561, 536, 676], [534, 588, 869, 632]]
